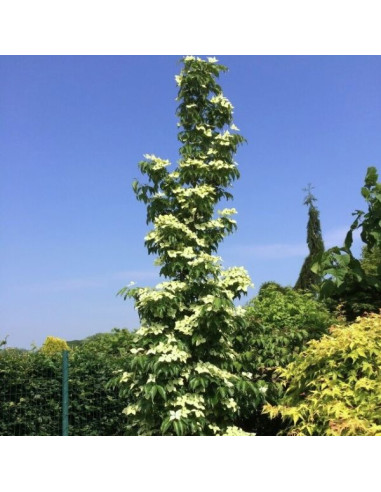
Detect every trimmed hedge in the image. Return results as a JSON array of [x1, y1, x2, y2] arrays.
[[0, 329, 134, 436]]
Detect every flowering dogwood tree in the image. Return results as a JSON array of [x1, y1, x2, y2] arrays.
[[115, 56, 262, 435]]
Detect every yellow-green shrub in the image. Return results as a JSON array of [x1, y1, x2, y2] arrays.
[[40, 336, 70, 355], [264, 312, 381, 436]]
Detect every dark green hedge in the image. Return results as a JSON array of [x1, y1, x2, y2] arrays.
[[0, 329, 134, 436]]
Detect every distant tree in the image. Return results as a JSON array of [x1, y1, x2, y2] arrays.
[[257, 281, 286, 297], [295, 185, 325, 291]]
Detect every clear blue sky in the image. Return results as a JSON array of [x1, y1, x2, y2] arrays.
[[1, 55, 380, 348]]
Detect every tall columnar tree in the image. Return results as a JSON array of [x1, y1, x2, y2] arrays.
[[294, 185, 325, 291], [115, 56, 262, 436]]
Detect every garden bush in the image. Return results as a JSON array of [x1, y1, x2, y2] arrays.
[[234, 283, 333, 434], [40, 336, 71, 355]]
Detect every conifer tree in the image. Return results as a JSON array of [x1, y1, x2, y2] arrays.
[[114, 56, 262, 436], [360, 244, 381, 277], [294, 185, 324, 291]]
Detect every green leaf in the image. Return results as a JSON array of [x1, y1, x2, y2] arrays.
[[365, 166, 378, 187], [160, 418, 172, 434], [157, 386, 166, 401], [173, 420, 181, 436], [151, 385, 158, 400]]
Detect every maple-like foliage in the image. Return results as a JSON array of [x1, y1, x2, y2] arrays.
[[264, 312, 381, 436]]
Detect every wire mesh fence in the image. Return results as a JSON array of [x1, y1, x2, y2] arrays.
[[0, 349, 126, 436], [0, 356, 62, 436]]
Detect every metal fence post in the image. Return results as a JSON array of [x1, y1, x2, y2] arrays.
[[62, 350, 69, 436]]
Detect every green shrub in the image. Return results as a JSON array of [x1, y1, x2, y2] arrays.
[[234, 284, 333, 434], [264, 312, 381, 436]]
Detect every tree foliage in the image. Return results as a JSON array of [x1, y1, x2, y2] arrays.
[[312, 167, 381, 320], [264, 313, 381, 436], [114, 56, 259, 436], [294, 185, 325, 291]]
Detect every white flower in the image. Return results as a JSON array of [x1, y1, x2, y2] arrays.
[[230, 123, 240, 131], [218, 208, 237, 216], [123, 404, 139, 416], [130, 347, 144, 354], [225, 398, 238, 411], [224, 426, 254, 436], [208, 424, 221, 435], [147, 374, 156, 384], [120, 372, 132, 383], [207, 57, 218, 64], [170, 410, 182, 421]]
